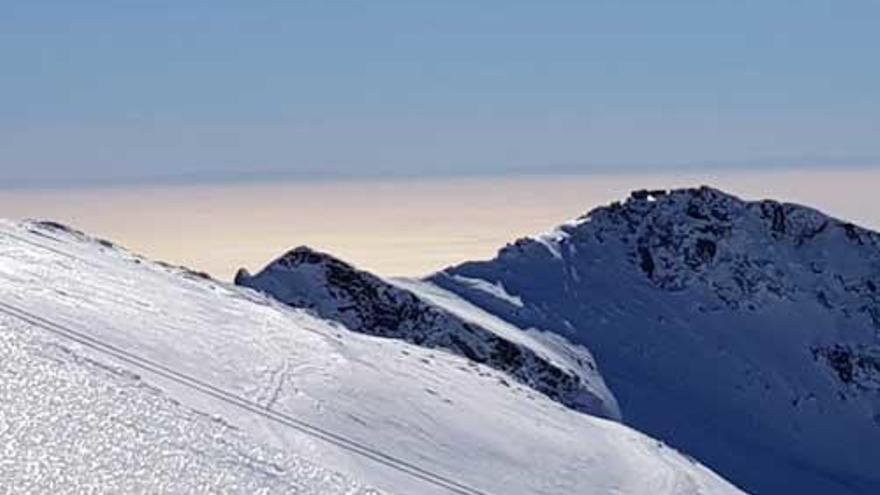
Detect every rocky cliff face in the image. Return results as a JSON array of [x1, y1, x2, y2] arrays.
[[581, 187, 880, 320], [235, 247, 619, 419]]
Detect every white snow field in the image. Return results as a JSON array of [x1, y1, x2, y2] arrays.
[[0, 220, 740, 495], [0, 314, 380, 495]]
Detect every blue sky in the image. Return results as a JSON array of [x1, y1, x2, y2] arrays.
[[2, 1, 879, 186]]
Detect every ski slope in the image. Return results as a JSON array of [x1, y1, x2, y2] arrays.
[[0, 220, 740, 495]]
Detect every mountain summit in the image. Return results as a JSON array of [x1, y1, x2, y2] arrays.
[[431, 186, 880, 494]]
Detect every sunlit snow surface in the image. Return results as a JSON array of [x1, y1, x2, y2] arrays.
[[0, 220, 740, 495], [0, 316, 379, 494]]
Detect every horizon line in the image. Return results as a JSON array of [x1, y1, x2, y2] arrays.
[[2, 158, 879, 192]]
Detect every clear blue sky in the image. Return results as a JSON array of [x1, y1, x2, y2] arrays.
[[2, 1, 878, 186]]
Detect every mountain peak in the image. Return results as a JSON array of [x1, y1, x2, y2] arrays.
[[625, 185, 731, 203], [275, 245, 343, 267], [493, 186, 878, 305], [236, 244, 621, 419], [433, 185, 880, 494]]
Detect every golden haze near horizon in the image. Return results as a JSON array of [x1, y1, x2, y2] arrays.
[[1, 168, 878, 279]]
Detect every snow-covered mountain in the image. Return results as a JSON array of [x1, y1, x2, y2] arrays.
[[235, 247, 619, 419], [429, 187, 880, 495], [0, 220, 739, 495]]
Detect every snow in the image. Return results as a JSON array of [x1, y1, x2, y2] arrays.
[[433, 186, 880, 495], [392, 276, 621, 421], [528, 216, 590, 260], [448, 275, 524, 308], [0, 315, 380, 495], [530, 230, 567, 259], [0, 219, 740, 495]]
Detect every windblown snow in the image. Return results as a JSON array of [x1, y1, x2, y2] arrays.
[[448, 275, 524, 308], [0, 220, 740, 495]]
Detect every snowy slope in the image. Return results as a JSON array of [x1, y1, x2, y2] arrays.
[[236, 247, 619, 419], [0, 220, 740, 495], [0, 314, 379, 494], [389, 277, 620, 414], [432, 187, 880, 495]]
